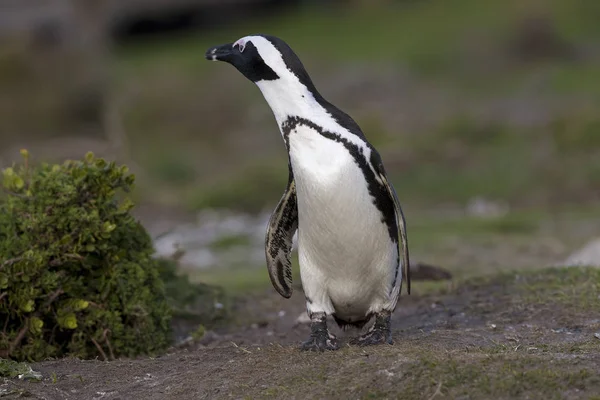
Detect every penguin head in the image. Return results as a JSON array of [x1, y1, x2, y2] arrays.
[[206, 35, 317, 92]]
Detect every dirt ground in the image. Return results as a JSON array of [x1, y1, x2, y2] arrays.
[[2, 267, 599, 400]]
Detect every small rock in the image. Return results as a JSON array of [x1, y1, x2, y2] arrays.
[[594, 333, 600, 340], [174, 336, 194, 348], [151, 209, 272, 270], [18, 371, 42, 381], [16, 366, 42, 382], [376, 369, 395, 378], [563, 238, 600, 267], [295, 312, 311, 325]]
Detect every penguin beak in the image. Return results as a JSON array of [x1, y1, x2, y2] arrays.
[[205, 43, 236, 63]]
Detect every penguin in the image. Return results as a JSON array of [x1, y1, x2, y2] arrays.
[[206, 35, 410, 351]]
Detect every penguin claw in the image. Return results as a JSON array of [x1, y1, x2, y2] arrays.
[[300, 334, 339, 352]]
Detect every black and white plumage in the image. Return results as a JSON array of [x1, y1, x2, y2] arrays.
[[206, 34, 410, 351]]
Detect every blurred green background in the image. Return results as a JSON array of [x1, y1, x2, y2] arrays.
[[1, 0, 599, 288]]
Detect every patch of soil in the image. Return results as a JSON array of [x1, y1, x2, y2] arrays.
[[3, 268, 600, 399]]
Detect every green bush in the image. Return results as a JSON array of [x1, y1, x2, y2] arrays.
[[0, 151, 171, 361]]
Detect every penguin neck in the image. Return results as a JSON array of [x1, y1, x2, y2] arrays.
[[255, 77, 337, 133]]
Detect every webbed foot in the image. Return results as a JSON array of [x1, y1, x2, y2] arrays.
[[351, 311, 393, 346], [300, 312, 339, 352], [300, 333, 339, 352]]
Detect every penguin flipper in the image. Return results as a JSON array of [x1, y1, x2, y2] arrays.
[[265, 168, 298, 298], [378, 171, 411, 295]]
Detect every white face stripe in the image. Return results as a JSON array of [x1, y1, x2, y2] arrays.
[[235, 35, 374, 163], [233, 38, 247, 52]]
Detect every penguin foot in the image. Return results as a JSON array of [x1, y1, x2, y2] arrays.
[[300, 312, 339, 352], [300, 333, 339, 352], [352, 311, 393, 346], [352, 328, 391, 346]]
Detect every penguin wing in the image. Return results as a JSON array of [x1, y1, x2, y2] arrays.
[[378, 169, 411, 295], [265, 165, 298, 298]]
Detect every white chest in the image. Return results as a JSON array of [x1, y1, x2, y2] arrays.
[[286, 124, 389, 258], [287, 124, 371, 216], [288, 124, 352, 184]]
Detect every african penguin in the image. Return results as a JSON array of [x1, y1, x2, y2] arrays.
[[206, 35, 410, 351]]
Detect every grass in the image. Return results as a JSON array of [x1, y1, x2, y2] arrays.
[[117, 68, 600, 214], [113, 0, 600, 99], [398, 114, 600, 206], [461, 266, 600, 313], [186, 160, 288, 212], [397, 353, 600, 399], [514, 267, 600, 311], [101, 0, 600, 215], [185, 253, 301, 296], [304, 267, 599, 398], [549, 64, 600, 96], [209, 234, 252, 251], [3, 0, 600, 215], [6, 267, 600, 399], [226, 267, 600, 400], [114, 0, 599, 72], [136, 103, 600, 215]]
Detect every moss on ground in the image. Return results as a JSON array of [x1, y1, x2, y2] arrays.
[[393, 353, 599, 400], [460, 266, 600, 313], [224, 341, 600, 400]]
